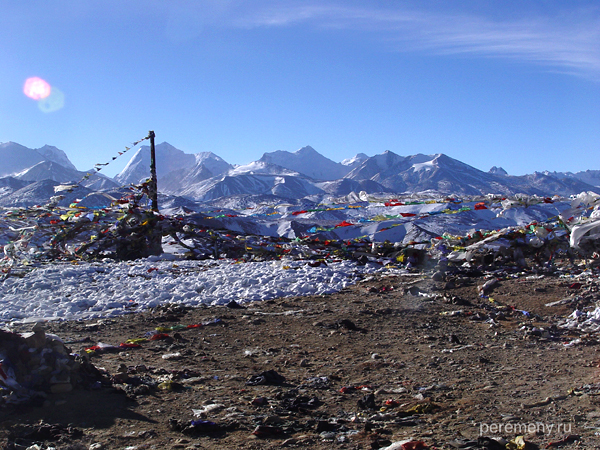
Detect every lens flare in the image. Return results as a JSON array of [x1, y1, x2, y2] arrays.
[[23, 77, 51, 100], [38, 87, 65, 113]]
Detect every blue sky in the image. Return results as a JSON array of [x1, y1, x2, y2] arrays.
[[1, 1, 599, 177]]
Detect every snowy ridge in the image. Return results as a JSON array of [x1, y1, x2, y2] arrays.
[[545, 169, 600, 188], [15, 161, 83, 183], [0, 142, 48, 178], [259, 146, 349, 180], [177, 173, 325, 202], [0, 258, 384, 324], [341, 153, 369, 167], [194, 152, 231, 176], [228, 161, 300, 177], [35, 145, 77, 171], [114, 142, 197, 185]]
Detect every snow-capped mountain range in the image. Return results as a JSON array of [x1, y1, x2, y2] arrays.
[[0, 140, 598, 208]]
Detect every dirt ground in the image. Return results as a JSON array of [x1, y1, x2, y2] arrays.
[[2, 263, 600, 449]]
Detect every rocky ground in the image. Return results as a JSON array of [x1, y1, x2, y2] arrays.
[[2, 262, 600, 449]]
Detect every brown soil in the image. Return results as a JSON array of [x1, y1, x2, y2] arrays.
[[2, 268, 600, 449]]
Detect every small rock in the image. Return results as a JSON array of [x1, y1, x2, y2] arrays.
[[432, 271, 444, 281], [320, 431, 337, 440], [226, 300, 245, 309], [448, 334, 461, 344], [252, 425, 284, 437], [357, 393, 377, 410], [263, 415, 284, 424], [336, 319, 358, 330], [444, 280, 456, 289], [316, 420, 337, 432], [251, 396, 269, 406]]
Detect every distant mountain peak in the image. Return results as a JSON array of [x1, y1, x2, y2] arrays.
[[489, 166, 508, 176], [259, 146, 349, 181], [115, 142, 232, 188], [296, 145, 317, 154], [155, 141, 181, 152], [342, 153, 369, 166], [1, 141, 25, 148], [0, 141, 78, 179], [35, 144, 77, 171]]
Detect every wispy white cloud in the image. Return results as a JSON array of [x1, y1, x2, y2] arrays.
[[231, 3, 600, 80]]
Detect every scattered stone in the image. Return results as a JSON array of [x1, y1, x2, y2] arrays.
[[226, 300, 245, 309], [246, 369, 286, 386]]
